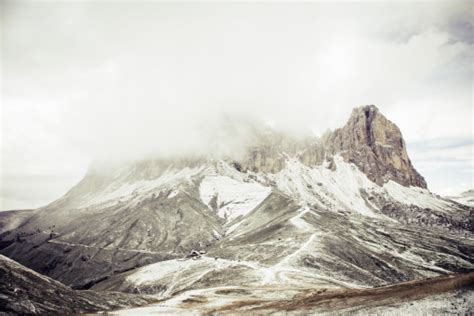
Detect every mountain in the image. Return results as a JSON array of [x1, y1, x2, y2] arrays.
[[324, 105, 426, 188], [0, 105, 472, 313]]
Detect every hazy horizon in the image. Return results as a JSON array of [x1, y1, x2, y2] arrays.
[[1, 1, 473, 209]]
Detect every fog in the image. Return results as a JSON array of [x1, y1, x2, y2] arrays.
[[1, 1, 473, 208]]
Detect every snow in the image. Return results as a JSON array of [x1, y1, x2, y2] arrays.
[[383, 181, 450, 211], [269, 156, 381, 218], [225, 221, 243, 235], [167, 190, 179, 199], [199, 176, 271, 222], [375, 141, 393, 148], [212, 229, 221, 240], [127, 258, 204, 285], [258, 155, 456, 218], [289, 207, 314, 231], [277, 233, 319, 267], [125, 256, 276, 292]]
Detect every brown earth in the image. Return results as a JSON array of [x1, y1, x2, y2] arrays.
[[205, 272, 474, 314]]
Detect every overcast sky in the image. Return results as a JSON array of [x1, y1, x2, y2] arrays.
[[1, 1, 473, 210]]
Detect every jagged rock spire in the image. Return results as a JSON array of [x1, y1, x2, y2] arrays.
[[324, 105, 427, 188]]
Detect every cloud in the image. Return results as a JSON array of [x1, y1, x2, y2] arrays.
[[407, 138, 473, 195], [1, 1, 473, 208]]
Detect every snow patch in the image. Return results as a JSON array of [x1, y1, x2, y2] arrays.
[[199, 176, 271, 222], [269, 156, 381, 218], [289, 207, 314, 231], [383, 181, 450, 211], [167, 190, 179, 199]]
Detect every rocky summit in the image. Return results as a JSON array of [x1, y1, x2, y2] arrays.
[[0, 105, 472, 314], [325, 105, 427, 188]]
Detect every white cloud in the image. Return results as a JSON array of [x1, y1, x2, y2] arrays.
[[1, 1, 473, 208]]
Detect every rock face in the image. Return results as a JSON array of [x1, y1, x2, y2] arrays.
[[325, 105, 427, 188], [236, 135, 326, 174]]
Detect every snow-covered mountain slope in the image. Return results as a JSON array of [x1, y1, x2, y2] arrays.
[[199, 175, 271, 222], [1, 155, 471, 291], [0, 105, 472, 299]]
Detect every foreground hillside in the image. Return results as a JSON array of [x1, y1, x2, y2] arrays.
[[112, 272, 474, 314], [0, 253, 471, 315], [0, 254, 155, 314]]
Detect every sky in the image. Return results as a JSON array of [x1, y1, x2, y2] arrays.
[[1, 1, 473, 209]]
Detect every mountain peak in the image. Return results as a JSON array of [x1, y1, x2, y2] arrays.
[[325, 105, 427, 188], [351, 104, 379, 116]]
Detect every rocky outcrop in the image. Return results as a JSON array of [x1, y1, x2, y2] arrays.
[[324, 105, 427, 188]]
